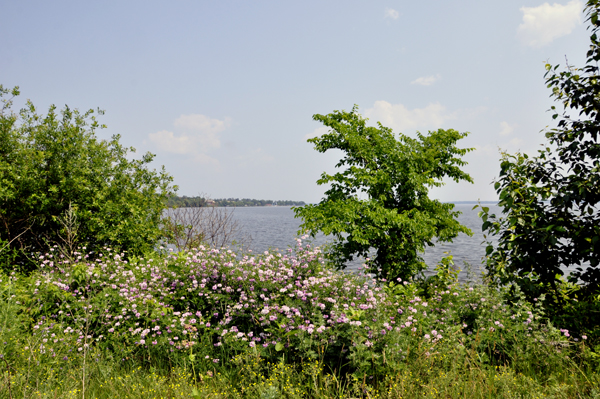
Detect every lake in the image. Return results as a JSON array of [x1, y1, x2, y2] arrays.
[[225, 203, 499, 281]]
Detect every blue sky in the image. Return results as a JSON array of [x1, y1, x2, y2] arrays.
[[1, 0, 590, 202]]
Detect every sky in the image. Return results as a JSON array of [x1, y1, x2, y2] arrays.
[[1, 0, 592, 203]]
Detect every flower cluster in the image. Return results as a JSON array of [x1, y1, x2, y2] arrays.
[[17, 239, 575, 375]]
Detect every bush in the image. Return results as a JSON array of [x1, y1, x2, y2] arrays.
[[1, 240, 598, 397], [479, 0, 600, 299], [9, 239, 588, 380], [0, 85, 176, 271]]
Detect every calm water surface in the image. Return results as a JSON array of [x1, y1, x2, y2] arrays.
[[228, 204, 498, 281]]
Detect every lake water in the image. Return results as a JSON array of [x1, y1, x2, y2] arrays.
[[225, 204, 498, 281]]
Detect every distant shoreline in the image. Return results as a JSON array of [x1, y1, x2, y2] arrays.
[[167, 196, 306, 208], [168, 197, 499, 208], [447, 201, 499, 204]]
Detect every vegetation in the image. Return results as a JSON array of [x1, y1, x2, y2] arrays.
[[167, 196, 209, 208], [0, 86, 176, 272], [2, 3, 600, 397], [294, 106, 473, 281], [1, 242, 598, 398], [168, 196, 306, 208], [478, 1, 600, 301], [471, 0, 600, 363]]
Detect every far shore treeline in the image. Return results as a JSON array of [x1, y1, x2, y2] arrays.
[[167, 195, 306, 208]]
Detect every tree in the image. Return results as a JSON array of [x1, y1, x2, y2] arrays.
[[0, 85, 176, 270], [293, 106, 474, 281], [479, 1, 600, 297]]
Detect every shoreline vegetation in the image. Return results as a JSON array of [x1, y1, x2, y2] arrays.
[[168, 196, 307, 208], [1, 241, 599, 398]]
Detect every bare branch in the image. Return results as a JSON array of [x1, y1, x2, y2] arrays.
[[163, 194, 251, 251]]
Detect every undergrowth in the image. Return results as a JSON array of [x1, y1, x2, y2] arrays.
[[1, 240, 599, 398]]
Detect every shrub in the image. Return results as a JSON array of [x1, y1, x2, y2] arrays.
[[479, 0, 600, 299], [9, 239, 585, 383], [0, 85, 176, 271]]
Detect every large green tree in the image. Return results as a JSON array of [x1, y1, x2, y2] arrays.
[[294, 106, 473, 281], [480, 1, 600, 297], [0, 86, 176, 270]]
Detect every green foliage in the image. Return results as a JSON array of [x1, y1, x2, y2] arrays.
[[479, 1, 600, 298], [0, 86, 176, 271], [167, 195, 208, 208], [294, 105, 474, 281], [1, 248, 599, 398]]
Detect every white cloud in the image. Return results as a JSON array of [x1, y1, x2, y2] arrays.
[[364, 100, 457, 132], [148, 130, 198, 155], [411, 74, 441, 86], [148, 113, 230, 163], [499, 121, 515, 136], [304, 126, 329, 141], [517, 0, 583, 48], [384, 8, 399, 19], [174, 114, 231, 134]]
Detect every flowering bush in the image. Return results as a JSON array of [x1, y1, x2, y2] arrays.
[[2, 238, 587, 380]]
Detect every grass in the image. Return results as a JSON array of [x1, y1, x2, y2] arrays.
[[1, 348, 597, 398], [1, 240, 599, 398]]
